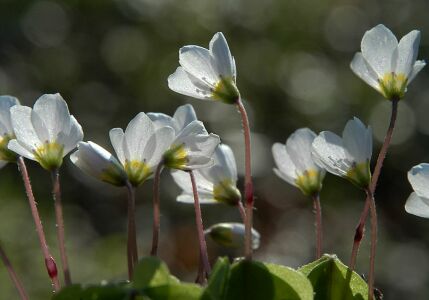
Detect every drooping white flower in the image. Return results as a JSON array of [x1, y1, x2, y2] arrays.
[[405, 163, 429, 218], [351, 24, 425, 100], [205, 222, 260, 250], [311, 117, 372, 188], [168, 32, 240, 104], [171, 144, 240, 205], [0, 96, 20, 168], [70, 141, 128, 186], [109, 112, 175, 186], [272, 128, 325, 196], [8, 93, 83, 170]]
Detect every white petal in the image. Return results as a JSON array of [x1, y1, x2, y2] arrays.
[[286, 128, 319, 174], [179, 45, 218, 85], [60, 116, 84, 155], [147, 112, 176, 131], [272, 142, 298, 186], [32, 93, 70, 142], [124, 112, 155, 161], [10, 105, 41, 150], [408, 163, 429, 198], [350, 53, 381, 92], [168, 67, 211, 100], [311, 131, 350, 177], [173, 104, 197, 132], [405, 192, 429, 218], [0, 95, 20, 135], [177, 193, 217, 204], [408, 60, 426, 84], [361, 24, 398, 77], [342, 117, 372, 164], [146, 126, 175, 167], [396, 30, 421, 77], [109, 128, 126, 165], [8, 139, 35, 160], [213, 144, 237, 181], [171, 169, 213, 194], [209, 32, 235, 78]]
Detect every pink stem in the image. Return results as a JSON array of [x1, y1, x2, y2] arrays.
[[125, 181, 138, 279], [0, 242, 29, 300], [17, 157, 60, 292], [236, 98, 254, 260], [312, 194, 322, 259], [150, 163, 163, 256]]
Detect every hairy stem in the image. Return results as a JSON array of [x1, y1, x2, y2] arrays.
[[0, 242, 29, 300], [17, 157, 60, 292], [189, 171, 211, 280], [312, 194, 322, 259], [151, 162, 163, 256], [367, 189, 377, 300], [236, 98, 254, 260], [349, 99, 398, 270], [237, 201, 247, 224], [125, 181, 138, 279], [51, 169, 72, 286]]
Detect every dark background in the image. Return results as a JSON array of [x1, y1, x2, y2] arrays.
[[0, 0, 429, 299]]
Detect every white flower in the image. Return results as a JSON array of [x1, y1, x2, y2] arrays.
[[8, 93, 83, 170], [168, 32, 240, 104], [162, 120, 220, 171], [171, 144, 240, 205], [205, 222, 260, 250], [405, 163, 429, 218], [148, 104, 197, 134], [311, 117, 372, 188], [109, 112, 175, 186], [0, 96, 20, 167], [351, 24, 425, 100], [272, 128, 325, 196], [70, 141, 127, 186]]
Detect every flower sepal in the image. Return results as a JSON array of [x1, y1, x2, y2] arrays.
[[346, 161, 371, 189], [212, 77, 240, 104], [213, 179, 241, 206], [295, 169, 324, 196], [34, 142, 64, 171]]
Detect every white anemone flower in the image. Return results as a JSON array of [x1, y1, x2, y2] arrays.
[[70, 141, 128, 186], [109, 112, 175, 186], [351, 24, 425, 100], [205, 222, 260, 250], [148, 104, 197, 134], [311, 117, 372, 189], [0, 96, 20, 167], [168, 32, 240, 104], [8, 93, 83, 170], [272, 128, 325, 196], [405, 164, 429, 218], [171, 144, 240, 205]]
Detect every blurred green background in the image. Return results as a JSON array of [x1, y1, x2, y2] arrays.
[[1, 0, 429, 299]]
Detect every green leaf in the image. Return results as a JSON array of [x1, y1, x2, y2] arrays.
[[201, 257, 231, 300], [298, 254, 368, 300], [265, 263, 314, 300], [52, 283, 130, 300], [144, 283, 202, 300], [52, 285, 83, 300], [133, 257, 172, 289]]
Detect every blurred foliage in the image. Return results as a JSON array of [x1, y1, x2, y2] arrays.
[[1, 0, 429, 299]]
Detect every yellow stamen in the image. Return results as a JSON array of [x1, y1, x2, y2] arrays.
[[295, 169, 324, 196], [212, 76, 240, 104], [124, 159, 152, 186], [163, 144, 189, 170], [379, 72, 408, 100]]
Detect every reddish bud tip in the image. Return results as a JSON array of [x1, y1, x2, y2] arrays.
[[45, 257, 58, 278], [354, 226, 364, 242]]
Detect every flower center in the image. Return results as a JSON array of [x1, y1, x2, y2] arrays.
[[212, 76, 240, 104], [213, 179, 241, 205], [33, 142, 64, 170], [163, 144, 189, 170], [379, 72, 408, 100], [295, 169, 323, 196], [124, 160, 151, 186], [0, 134, 17, 162], [346, 161, 371, 189]]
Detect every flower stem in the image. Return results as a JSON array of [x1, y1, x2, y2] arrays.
[[312, 193, 322, 259], [0, 242, 29, 300], [189, 170, 211, 280], [367, 188, 377, 300], [236, 98, 254, 260], [125, 181, 138, 279], [237, 201, 247, 224], [150, 162, 163, 256], [51, 169, 72, 286], [349, 99, 398, 270], [17, 157, 60, 292]]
